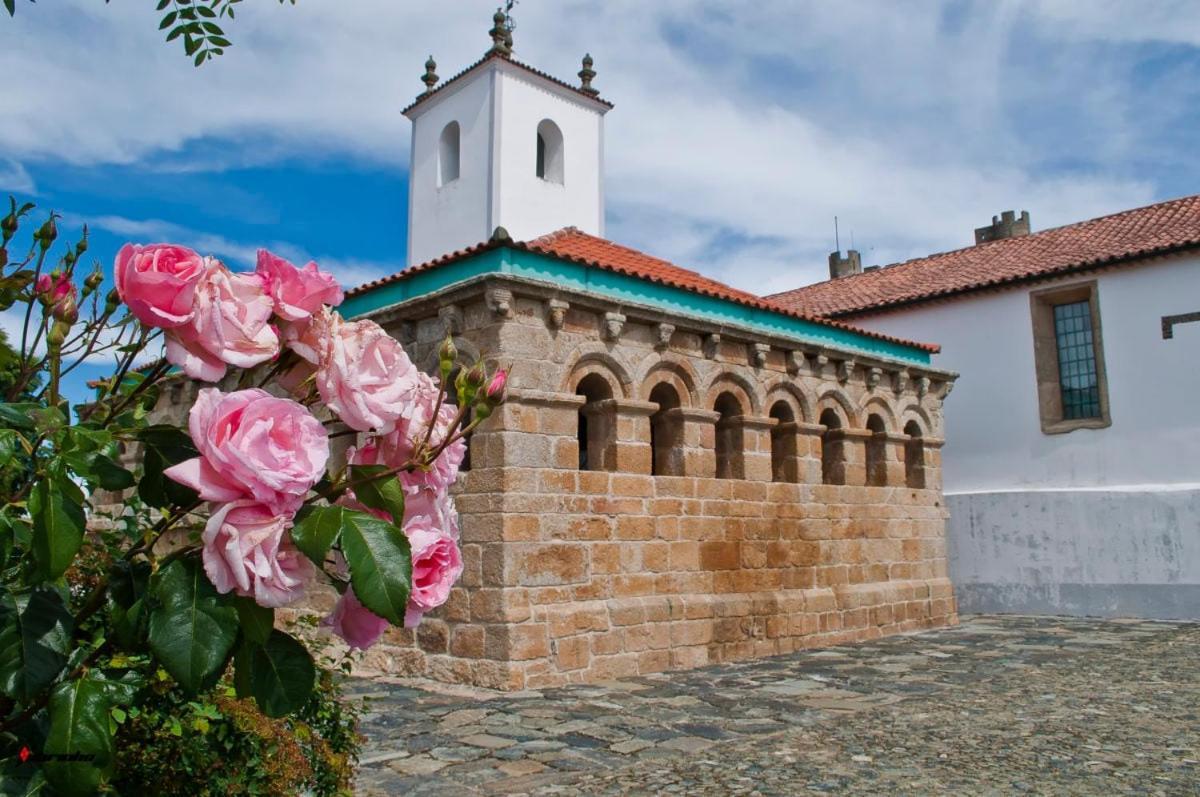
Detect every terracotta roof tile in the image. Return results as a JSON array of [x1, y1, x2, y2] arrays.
[[346, 228, 939, 354], [770, 194, 1200, 318], [402, 51, 613, 116]]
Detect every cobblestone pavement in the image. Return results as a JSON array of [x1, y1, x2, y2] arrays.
[[350, 615, 1199, 795]]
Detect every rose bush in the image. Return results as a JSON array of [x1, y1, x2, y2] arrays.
[[0, 198, 501, 794]]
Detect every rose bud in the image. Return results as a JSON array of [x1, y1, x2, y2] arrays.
[[484, 368, 508, 406], [438, 335, 457, 378], [34, 216, 57, 251], [52, 293, 78, 324], [104, 287, 121, 315], [84, 267, 104, 293], [47, 319, 69, 348]]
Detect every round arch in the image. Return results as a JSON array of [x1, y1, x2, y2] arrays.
[[704, 371, 761, 416], [764, 381, 814, 424], [562, 347, 633, 399], [638, 356, 700, 408], [860, 396, 898, 432], [817, 389, 858, 428]]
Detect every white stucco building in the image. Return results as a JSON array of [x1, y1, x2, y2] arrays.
[[772, 198, 1200, 619]]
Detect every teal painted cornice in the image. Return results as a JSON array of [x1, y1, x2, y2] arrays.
[[341, 247, 932, 366]]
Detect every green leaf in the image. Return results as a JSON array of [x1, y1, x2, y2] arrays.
[[108, 560, 150, 649], [3, 0, 14, 18], [136, 424, 198, 509], [0, 586, 72, 701], [92, 455, 135, 491], [148, 559, 238, 694], [29, 472, 85, 581], [239, 630, 314, 718], [340, 510, 412, 625], [0, 402, 41, 431], [159, 10, 177, 28], [290, 504, 345, 566], [234, 596, 273, 645], [43, 676, 114, 796], [350, 464, 406, 526]]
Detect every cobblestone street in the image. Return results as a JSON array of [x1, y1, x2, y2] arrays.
[[351, 616, 1199, 795]]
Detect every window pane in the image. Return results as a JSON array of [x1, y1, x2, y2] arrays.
[[1053, 300, 1101, 420]]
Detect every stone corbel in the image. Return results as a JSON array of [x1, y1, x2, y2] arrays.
[[916, 376, 931, 398], [808, 352, 829, 376], [486, 287, 514, 319], [603, 311, 626, 341], [752, 343, 770, 368], [437, 305, 462, 337], [655, 322, 675, 351], [866, 366, 882, 390], [786, 350, 805, 376], [704, 333, 721, 360], [936, 380, 955, 400], [836, 359, 854, 384], [547, 299, 569, 330], [891, 369, 908, 395]]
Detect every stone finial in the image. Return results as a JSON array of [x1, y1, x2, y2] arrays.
[[487, 287, 514, 319], [603, 311, 626, 341], [786, 350, 805, 375], [578, 53, 599, 96], [655, 322, 675, 351], [867, 367, 882, 390], [547, 299, 569, 330], [420, 55, 439, 96], [836, 359, 854, 384], [704, 333, 721, 360], [438, 305, 463, 337], [490, 226, 512, 243], [489, 8, 512, 56], [752, 343, 770, 368]]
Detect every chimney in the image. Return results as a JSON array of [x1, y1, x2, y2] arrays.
[[975, 210, 1031, 244], [828, 249, 862, 280]]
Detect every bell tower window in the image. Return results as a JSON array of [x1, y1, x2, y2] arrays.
[[438, 121, 461, 187], [535, 119, 564, 184]]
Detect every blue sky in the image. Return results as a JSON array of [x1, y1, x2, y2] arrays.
[[2, 0, 1198, 403]]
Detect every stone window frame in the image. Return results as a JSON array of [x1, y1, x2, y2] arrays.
[[1029, 280, 1112, 435]]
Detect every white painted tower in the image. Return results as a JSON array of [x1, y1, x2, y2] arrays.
[[404, 11, 612, 266]]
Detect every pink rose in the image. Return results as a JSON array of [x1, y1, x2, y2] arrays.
[[165, 388, 329, 514], [35, 273, 73, 304], [202, 500, 313, 607], [255, 249, 344, 322], [164, 262, 280, 382], [325, 587, 389, 650], [403, 514, 463, 628], [346, 373, 465, 495], [281, 306, 334, 366], [485, 368, 508, 403], [316, 316, 421, 433], [114, 243, 208, 328]]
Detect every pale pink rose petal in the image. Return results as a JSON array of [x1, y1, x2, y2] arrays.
[[114, 243, 208, 329], [256, 249, 344, 322], [162, 457, 245, 504], [201, 500, 313, 607], [324, 587, 390, 650], [316, 315, 421, 433]]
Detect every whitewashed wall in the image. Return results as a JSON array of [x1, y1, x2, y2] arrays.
[[407, 60, 606, 266], [852, 252, 1200, 618]]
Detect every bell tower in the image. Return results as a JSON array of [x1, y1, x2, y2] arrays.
[[403, 9, 612, 266]]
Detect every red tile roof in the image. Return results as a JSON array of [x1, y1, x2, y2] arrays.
[[402, 51, 613, 116], [770, 194, 1200, 318], [347, 228, 940, 354]]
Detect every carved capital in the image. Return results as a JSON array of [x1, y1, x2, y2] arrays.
[[603, 311, 626, 341], [752, 343, 770, 368], [836, 359, 854, 384], [486, 287, 514, 319], [655, 322, 675, 350], [437, 305, 463, 337], [547, 299, 569, 330], [704, 333, 721, 360]]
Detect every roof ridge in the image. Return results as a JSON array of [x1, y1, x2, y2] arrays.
[[770, 192, 1200, 302]]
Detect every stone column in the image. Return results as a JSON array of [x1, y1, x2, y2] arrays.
[[676, 408, 720, 478], [608, 398, 658, 475], [882, 432, 910, 487], [474, 388, 585, 470], [823, 428, 873, 487], [737, 415, 776, 482], [795, 422, 825, 484]]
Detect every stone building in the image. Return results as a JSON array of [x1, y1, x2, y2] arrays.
[[321, 19, 960, 689]]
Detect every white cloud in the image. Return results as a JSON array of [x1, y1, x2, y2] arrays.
[[0, 160, 36, 195], [3, 0, 1193, 293]]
